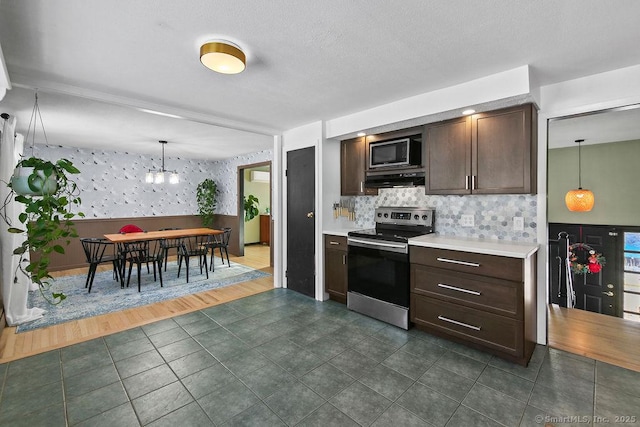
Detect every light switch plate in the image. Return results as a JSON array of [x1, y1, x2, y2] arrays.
[[513, 216, 524, 231], [461, 214, 474, 227]]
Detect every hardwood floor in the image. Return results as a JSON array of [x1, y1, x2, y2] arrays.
[[0, 245, 273, 363], [548, 304, 640, 372]]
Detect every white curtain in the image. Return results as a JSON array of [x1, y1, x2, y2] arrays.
[[0, 115, 45, 326]]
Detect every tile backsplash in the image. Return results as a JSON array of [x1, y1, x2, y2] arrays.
[[32, 144, 272, 218], [354, 187, 537, 242]]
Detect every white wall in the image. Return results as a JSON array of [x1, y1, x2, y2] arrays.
[[325, 65, 532, 139]]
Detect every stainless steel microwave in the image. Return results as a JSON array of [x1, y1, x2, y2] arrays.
[[369, 137, 422, 169]]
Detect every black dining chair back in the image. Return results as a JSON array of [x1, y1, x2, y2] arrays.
[[177, 235, 209, 283], [159, 228, 183, 271], [80, 238, 120, 293], [122, 239, 165, 292], [207, 227, 232, 271]]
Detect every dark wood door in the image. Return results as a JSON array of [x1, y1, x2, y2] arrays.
[[259, 215, 270, 245], [425, 117, 471, 195], [549, 223, 620, 317], [471, 104, 535, 194], [287, 147, 315, 297]]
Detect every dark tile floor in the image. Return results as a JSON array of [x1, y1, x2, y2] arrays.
[[1, 289, 639, 426]]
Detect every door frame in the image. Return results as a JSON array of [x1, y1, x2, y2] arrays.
[[540, 77, 640, 348], [237, 160, 273, 266]]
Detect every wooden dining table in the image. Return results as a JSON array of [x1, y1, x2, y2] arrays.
[[104, 227, 223, 243]]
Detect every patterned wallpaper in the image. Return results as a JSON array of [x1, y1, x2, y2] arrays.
[[32, 144, 272, 218], [353, 187, 537, 242]]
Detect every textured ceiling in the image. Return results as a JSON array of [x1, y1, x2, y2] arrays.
[[1, 0, 640, 159]]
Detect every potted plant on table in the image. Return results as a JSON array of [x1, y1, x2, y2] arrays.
[[2, 156, 84, 303], [196, 178, 218, 227]]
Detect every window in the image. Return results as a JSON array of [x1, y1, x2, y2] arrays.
[[623, 232, 640, 321]]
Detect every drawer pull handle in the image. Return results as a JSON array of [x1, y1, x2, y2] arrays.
[[329, 241, 341, 245], [436, 257, 480, 267], [438, 315, 481, 331], [437, 283, 481, 296]]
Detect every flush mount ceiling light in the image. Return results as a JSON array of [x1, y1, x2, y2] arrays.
[[200, 40, 246, 74], [565, 139, 594, 211], [145, 141, 179, 184]]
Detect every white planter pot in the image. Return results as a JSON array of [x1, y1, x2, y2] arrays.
[[10, 166, 58, 195]]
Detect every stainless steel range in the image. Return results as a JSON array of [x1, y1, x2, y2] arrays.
[[347, 206, 434, 329]]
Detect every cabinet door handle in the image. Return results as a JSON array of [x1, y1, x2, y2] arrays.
[[360, 181, 363, 193], [465, 175, 469, 190], [436, 257, 480, 267], [437, 283, 481, 296], [438, 315, 481, 331], [329, 241, 341, 245], [472, 175, 476, 190], [342, 254, 346, 265]]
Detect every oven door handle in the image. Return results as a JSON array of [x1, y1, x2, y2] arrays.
[[348, 237, 408, 253]]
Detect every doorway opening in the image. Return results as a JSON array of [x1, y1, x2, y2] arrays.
[[238, 161, 272, 266], [546, 104, 640, 370]]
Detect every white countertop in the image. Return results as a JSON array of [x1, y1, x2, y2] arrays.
[[409, 235, 538, 259]]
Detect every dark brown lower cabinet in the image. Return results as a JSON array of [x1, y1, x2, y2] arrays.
[[324, 235, 348, 303], [410, 246, 537, 366]]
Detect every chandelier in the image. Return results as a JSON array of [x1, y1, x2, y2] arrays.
[[145, 140, 179, 184]]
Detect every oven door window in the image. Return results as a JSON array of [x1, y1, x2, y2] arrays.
[[347, 245, 409, 307]]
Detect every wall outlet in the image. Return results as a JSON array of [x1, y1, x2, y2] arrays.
[[513, 216, 524, 231], [461, 214, 474, 227]]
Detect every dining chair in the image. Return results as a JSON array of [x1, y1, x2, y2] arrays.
[[80, 238, 121, 293], [206, 227, 232, 271], [119, 224, 144, 234], [122, 239, 165, 292], [117, 224, 149, 279], [177, 235, 209, 283], [159, 228, 183, 271]]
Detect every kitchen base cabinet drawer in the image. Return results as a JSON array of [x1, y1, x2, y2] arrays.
[[410, 246, 523, 282], [411, 294, 522, 358], [411, 265, 522, 319], [325, 235, 348, 250]]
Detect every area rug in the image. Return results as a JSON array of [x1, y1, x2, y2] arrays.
[[17, 258, 271, 333]]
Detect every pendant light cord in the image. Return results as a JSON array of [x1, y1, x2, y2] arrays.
[[161, 140, 165, 171], [576, 139, 584, 189], [25, 93, 50, 157]]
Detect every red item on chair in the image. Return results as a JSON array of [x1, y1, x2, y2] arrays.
[[119, 224, 144, 234]]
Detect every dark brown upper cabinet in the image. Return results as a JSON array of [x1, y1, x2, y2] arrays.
[[425, 104, 537, 195], [340, 137, 377, 196]]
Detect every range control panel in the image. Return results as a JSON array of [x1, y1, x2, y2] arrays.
[[375, 206, 435, 228]]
